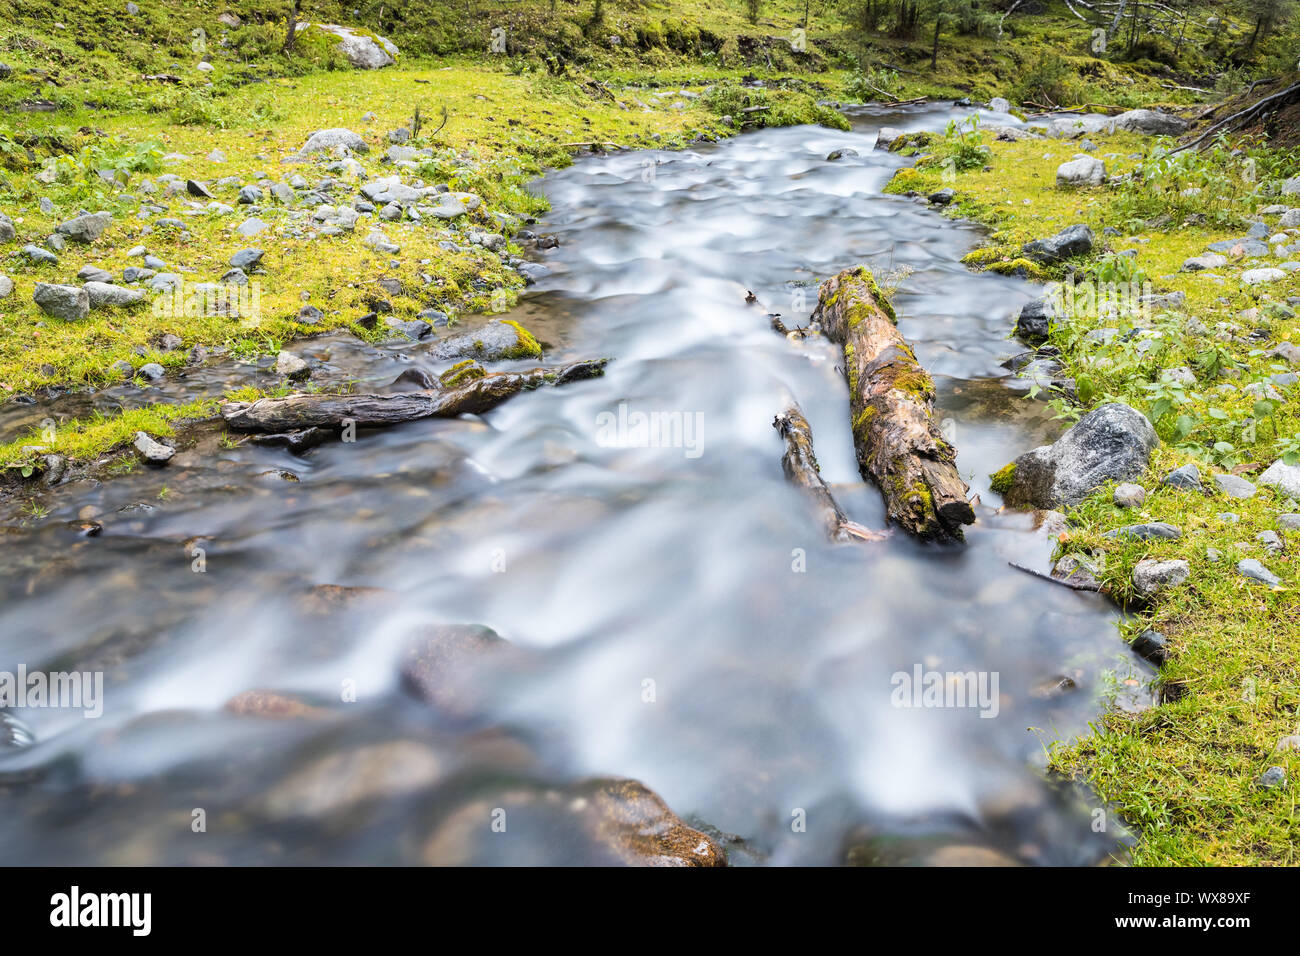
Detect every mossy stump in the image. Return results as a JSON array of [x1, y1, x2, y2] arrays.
[[813, 266, 975, 540]]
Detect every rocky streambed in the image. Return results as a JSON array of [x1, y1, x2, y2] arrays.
[[0, 102, 1163, 865]]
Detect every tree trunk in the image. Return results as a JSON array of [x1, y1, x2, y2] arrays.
[[930, 16, 940, 69], [284, 0, 299, 52], [773, 404, 886, 543], [811, 267, 974, 540], [1106, 0, 1128, 40], [221, 360, 608, 432]]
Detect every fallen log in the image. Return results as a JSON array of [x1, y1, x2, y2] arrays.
[[812, 266, 974, 540], [773, 405, 886, 543], [222, 359, 607, 432]]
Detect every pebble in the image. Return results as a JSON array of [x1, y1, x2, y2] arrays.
[[1237, 558, 1281, 587], [1162, 463, 1202, 491]]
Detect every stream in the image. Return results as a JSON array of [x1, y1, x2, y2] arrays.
[[0, 102, 1153, 865]]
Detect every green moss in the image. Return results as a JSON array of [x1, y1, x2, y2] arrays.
[[439, 359, 486, 387], [0, 397, 220, 469], [499, 320, 543, 360], [989, 462, 1017, 495]]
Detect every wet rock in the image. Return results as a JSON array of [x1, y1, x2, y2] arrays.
[[133, 431, 174, 464], [400, 623, 511, 716], [249, 427, 330, 454], [1237, 558, 1281, 587], [54, 211, 112, 243], [84, 281, 145, 309], [825, 147, 858, 161], [1056, 154, 1105, 188], [0, 710, 35, 750], [1113, 482, 1146, 508], [517, 262, 549, 285], [1132, 558, 1189, 600], [999, 403, 1158, 509], [1014, 295, 1060, 344], [431, 320, 540, 362], [927, 187, 955, 205], [137, 362, 165, 382], [258, 740, 442, 820], [420, 777, 726, 867], [299, 128, 370, 158], [225, 690, 326, 719], [1162, 463, 1202, 491], [1023, 223, 1093, 264], [1258, 459, 1300, 500], [385, 317, 432, 341], [275, 350, 310, 379], [1103, 522, 1181, 541], [33, 282, 89, 320], [1131, 629, 1168, 665], [1050, 553, 1102, 590]]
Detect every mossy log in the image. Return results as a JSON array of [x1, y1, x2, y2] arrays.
[[773, 404, 886, 543], [221, 359, 607, 432], [812, 266, 974, 540]]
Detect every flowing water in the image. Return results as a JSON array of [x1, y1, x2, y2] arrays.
[[0, 103, 1153, 865]]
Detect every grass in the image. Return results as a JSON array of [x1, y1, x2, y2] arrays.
[[890, 119, 1300, 863]]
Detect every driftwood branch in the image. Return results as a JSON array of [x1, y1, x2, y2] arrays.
[[773, 405, 886, 544], [1168, 82, 1300, 155], [812, 267, 974, 540], [221, 360, 607, 432]]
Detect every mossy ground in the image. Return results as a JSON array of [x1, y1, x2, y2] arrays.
[[898, 122, 1300, 864]]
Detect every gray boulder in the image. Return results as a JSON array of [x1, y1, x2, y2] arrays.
[[84, 281, 146, 309], [295, 24, 398, 69], [54, 211, 113, 243], [0, 275, 12, 299], [1111, 109, 1188, 136], [430, 320, 541, 362], [997, 403, 1158, 509], [1023, 223, 1093, 263], [1162, 463, 1202, 491], [33, 282, 89, 320], [300, 128, 369, 155], [133, 431, 174, 464], [1014, 294, 1060, 344], [1056, 154, 1105, 188], [1132, 558, 1190, 600], [1258, 459, 1300, 499], [0, 211, 14, 242]]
